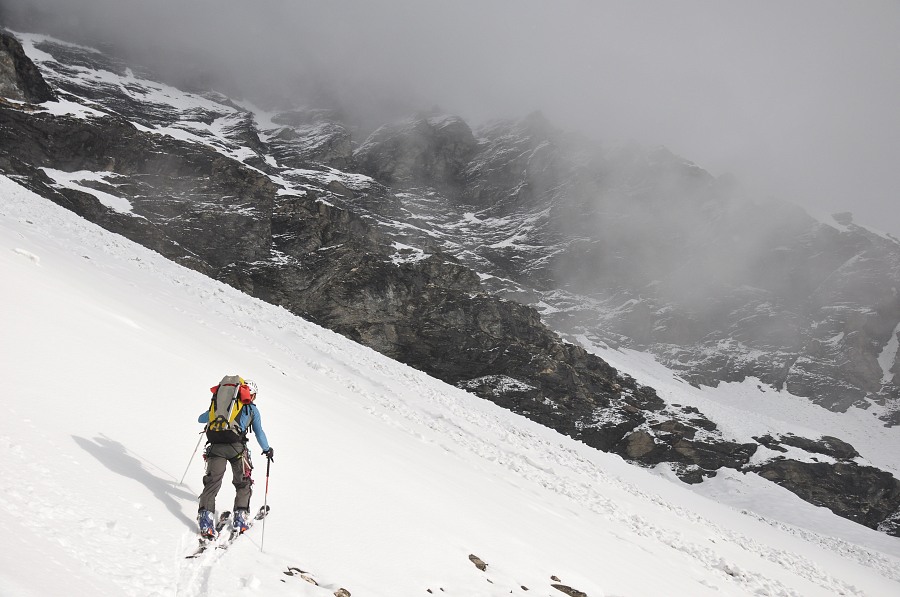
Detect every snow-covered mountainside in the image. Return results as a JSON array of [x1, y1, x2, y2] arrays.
[[5, 166, 900, 597], [2, 28, 900, 541]]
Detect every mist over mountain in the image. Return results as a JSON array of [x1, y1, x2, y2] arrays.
[[3, 0, 899, 236]]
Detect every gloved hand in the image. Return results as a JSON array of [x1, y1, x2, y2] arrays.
[[262, 447, 274, 462]]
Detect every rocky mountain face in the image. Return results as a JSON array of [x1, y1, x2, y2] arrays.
[[349, 110, 900, 419], [2, 30, 899, 536]]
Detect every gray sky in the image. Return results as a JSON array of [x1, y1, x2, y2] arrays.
[[5, 0, 900, 235]]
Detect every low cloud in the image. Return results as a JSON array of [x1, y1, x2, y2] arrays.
[[3, 0, 899, 233]]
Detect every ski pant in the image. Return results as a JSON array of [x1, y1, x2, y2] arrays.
[[198, 442, 253, 512]]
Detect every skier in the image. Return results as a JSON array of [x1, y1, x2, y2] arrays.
[[196, 378, 274, 537]]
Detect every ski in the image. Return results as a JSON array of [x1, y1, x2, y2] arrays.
[[216, 510, 233, 532], [216, 505, 270, 551], [185, 511, 232, 559], [185, 540, 211, 559]]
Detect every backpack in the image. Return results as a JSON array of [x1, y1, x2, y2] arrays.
[[206, 375, 254, 444]]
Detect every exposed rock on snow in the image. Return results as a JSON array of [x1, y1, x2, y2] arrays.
[[754, 460, 900, 533], [468, 553, 488, 571], [551, 582, 589, 597]]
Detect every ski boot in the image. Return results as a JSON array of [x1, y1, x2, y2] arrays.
[[197, 508, 216, 539], [232, 508, 250, 533]]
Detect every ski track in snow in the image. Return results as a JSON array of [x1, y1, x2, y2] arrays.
[[177, 535, 230, 597], [736, 508, 900, 583]]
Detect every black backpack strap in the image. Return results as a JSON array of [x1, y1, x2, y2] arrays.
[[243, 404, 254, 436]]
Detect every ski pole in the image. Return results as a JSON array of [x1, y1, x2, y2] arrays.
[[179, 431, 205, 485], [260, 456, 271, 552]]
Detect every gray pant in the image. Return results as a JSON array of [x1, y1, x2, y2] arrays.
[[198, 442, 253, 512]]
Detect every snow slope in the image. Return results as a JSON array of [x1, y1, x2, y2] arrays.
[[580, 338, 900, 477], [3, 174, 900, 596]]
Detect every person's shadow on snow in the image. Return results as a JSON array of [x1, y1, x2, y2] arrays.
[[73, 434, 197, 531]]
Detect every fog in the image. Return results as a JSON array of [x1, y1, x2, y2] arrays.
[[3, 0, 899, 235]]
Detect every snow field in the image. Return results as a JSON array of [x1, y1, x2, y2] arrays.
[[3, 174, 900, 596]]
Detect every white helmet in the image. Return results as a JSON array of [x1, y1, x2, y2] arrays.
[[245, 379, 258, 397]]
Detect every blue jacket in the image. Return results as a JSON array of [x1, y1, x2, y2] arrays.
[[198, 402, 271, 452]]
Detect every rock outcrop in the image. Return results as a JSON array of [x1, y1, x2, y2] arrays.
[[0, 31, 54, 102], [754, 459, 900, 532], [354, 114, 477, 188], [749, 433, 900, 535], [268, 108, 354, 170]]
